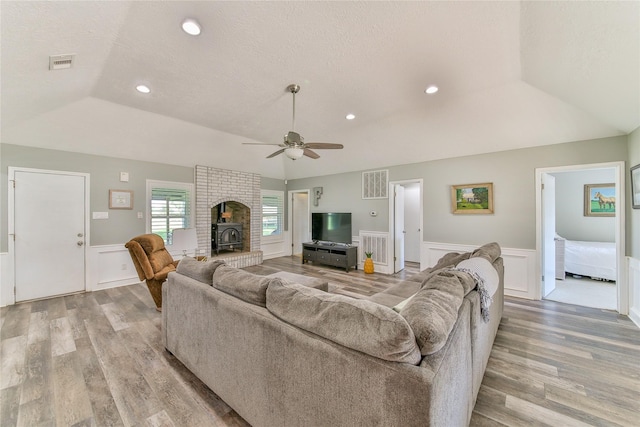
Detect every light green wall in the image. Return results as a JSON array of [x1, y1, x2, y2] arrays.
[[261, 176, 286, 192], [629, 127, 640, 258], [2, 135, 632, 253], [287, 135, 629, 250], [1, 144, 193, 250]]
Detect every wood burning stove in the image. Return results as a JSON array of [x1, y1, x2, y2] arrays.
[[211, 223, 243, 255]]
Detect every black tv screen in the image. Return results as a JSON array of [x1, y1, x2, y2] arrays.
[[311, 212, 352, 244]]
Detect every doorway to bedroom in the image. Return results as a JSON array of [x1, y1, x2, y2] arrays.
[[536, 162, 625, 312]]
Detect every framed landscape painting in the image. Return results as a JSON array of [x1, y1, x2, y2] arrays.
[[584, 183, 615, 217], [451, 183, 494, 214]]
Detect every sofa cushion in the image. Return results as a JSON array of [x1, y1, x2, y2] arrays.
[[470, 242, 501, 263], [400, 269, 476, 355], [176, 256, 226, 285], [212, 264, 271, 307], [266, 280, 421, 364], [148, 249, 175, 273]]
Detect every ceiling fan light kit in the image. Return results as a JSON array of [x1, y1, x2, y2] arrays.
[[243, 83, 344, 160], [284, 147, 304, 160]]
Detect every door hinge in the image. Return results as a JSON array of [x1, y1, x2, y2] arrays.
[[542, 183, 544, 190], [10, 179, 15, 188], [394, 256, 397, 261]]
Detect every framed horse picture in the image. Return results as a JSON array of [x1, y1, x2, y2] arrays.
[[584, 183, 615, 217]]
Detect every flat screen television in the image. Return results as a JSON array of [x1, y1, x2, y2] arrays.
[[311, 212, 352, 244]]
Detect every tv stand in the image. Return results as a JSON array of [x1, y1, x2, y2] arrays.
[[302, 242, 358, 272]]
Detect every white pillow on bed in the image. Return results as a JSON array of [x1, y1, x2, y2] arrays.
[[456, 257, 499, 297]]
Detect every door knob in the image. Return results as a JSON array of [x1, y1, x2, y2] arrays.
[[77, 233, 84, 238], [77, 241, 84, 246]]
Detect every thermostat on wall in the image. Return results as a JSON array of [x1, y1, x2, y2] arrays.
[[120, 172, 129, 182]]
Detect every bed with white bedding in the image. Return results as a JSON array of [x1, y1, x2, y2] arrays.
[[563, 239, 616, 281]]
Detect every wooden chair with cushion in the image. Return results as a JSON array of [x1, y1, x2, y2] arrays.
[[125, 233, 179, 311]]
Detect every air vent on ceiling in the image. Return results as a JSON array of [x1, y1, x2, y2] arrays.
[[49, 54, 75, 70]]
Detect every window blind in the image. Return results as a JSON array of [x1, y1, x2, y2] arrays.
[[151, 187, 191, 244]]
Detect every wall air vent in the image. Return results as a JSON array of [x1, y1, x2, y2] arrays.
[[362, 169, 389, 199], [49, 54, 75, 70]]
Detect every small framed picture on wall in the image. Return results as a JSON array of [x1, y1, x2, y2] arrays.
[[109, 189, 133, 209]]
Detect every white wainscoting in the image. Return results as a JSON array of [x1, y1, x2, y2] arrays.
[[88, 244, 141, 292], [421, 242, 538, 299], [261, 238, 287, 260], [1, 252, 14, 307], [628, 257, 640, 328]]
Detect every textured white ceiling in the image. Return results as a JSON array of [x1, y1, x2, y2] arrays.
[[1, 1, 638, 179]]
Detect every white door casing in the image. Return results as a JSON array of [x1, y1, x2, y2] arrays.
[[541, 173, 556, 297], [12, 168, 88, 302]]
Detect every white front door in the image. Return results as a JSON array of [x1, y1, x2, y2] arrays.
[[394, 185, 405, 273], [542, 173, 556, 297], [14, 169, 87, 301]]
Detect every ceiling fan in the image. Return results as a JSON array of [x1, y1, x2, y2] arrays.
[[244, 84, 344, 160]]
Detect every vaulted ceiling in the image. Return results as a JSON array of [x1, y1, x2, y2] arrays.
[[2, 1, 638, 179]]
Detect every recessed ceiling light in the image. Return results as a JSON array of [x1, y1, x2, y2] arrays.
[[425, 85, 439, 94], [346, 114, 356, 120], [182, 18, 201, 36], [136, 84, 151, 94]]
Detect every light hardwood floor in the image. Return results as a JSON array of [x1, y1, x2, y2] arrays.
[[1, 256, 639, 426]]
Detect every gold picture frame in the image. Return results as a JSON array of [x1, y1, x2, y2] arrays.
[[109, 189, 133, 209], [451, 183, 494, 214], [584, 183, 615, 217]]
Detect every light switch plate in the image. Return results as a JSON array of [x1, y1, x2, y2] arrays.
[[93, 211, 109, 219], [137, 212, 143, 219], [119, 172, 129, 182]]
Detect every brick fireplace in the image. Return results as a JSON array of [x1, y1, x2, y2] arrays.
[[195, 165, 263, 268]]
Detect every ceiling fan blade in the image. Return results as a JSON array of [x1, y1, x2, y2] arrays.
[[267, 148, 286, 158], [304, 143, 344, 150], [303, 148, 320, 159], [243, 142, 283, 146]]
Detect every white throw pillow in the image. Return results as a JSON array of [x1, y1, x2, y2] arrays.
[[456, 257, 499, 296]]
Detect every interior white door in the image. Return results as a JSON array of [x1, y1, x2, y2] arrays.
[[15, 170, 86, 301], [394, 185, 405, 273], [403, 184, 421, 263], [542, 173, 556, 297], [291, 192, 309, 256]]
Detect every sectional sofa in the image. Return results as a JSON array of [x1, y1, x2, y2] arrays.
[[162, 243, 504, 426]]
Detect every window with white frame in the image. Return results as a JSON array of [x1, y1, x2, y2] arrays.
[[147, 180, 194, 245], [262, 190, 284, 241]]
